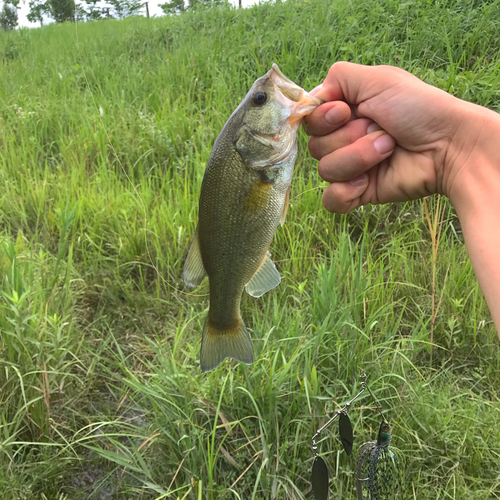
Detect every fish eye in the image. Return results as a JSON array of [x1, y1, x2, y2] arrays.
[[252, 91, 268, 106]]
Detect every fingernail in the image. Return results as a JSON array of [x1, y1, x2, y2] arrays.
[[325, 106, 344, 125], [374, 133, 395, 154], [367, 122, 382, 134], [349, 174, 369, 187]]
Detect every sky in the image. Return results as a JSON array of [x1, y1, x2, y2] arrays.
[[17, 0, 258, 28]]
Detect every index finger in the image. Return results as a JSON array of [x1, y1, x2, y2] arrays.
[[303, 101, 351, 137]]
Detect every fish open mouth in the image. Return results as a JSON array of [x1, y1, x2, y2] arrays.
[[270, 63, 323, 125]]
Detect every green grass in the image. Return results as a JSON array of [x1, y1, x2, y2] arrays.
[[1, 0, 500, 498]]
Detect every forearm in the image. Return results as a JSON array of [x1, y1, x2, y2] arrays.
[[448, 103, 500, 334]]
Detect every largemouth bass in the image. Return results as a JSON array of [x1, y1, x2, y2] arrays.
[[183, 64, 322, 372]]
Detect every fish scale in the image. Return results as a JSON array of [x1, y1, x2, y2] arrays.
[[199, 147, 291, 326]]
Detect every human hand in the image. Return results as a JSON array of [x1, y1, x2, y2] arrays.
[[305, 62, 500, 334], [304, 62, 479, 213]]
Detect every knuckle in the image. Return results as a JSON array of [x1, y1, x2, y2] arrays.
[[323, 186, 350, 214], [308, 137, 322, 160], [360, 97, 378, 116], [336, 204, 352, 214], [330, 61, 350, 75], [317, 156, 334, 181], [377, 64, 400, 76], [322, 190, 339, 213], [326, 61, 349, 83]]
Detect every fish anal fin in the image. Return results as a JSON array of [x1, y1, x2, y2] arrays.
[[183, 230, 207, 288], [280, 187, 290, 226], [245, 252, 281, 298], [200, 317, 254, 372], [244, 175, 273, 213]]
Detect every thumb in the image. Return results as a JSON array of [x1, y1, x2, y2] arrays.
[[313, 62, 396, 105]]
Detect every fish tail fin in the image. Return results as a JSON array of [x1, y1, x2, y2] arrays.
[[200, 317, 254, 373]]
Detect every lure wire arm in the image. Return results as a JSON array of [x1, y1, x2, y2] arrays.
[[311, 368, 386, 455]]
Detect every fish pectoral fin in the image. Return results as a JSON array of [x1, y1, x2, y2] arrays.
[[183, 230, 207, 288], [200, 317, 254, 372], [245, 252, 281, 298], [280, 187, 290, 226]]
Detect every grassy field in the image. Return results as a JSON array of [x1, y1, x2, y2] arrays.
[[1, 0, 500, 498]]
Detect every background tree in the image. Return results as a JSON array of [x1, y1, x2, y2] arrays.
[[0, 2, 18, 30], [78, 0, 104, 21], [160, 0, 185, 14], [28, 0, 74, 23], [107, 0, 142, 19], [160, 0, 223, 15], [27, 0, 50, 25], [48, 0, 75, 22]]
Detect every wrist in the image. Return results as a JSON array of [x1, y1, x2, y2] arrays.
[[445, 100, 500, 208], [444, 102, 500, 332]]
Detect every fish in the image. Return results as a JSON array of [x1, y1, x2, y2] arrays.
[[183, 64, 322, 372]]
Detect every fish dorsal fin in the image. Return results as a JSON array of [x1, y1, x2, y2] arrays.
[[183, 230, 207, 288], [245, 252, 281, 298], [280, 187, 290, 226]]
